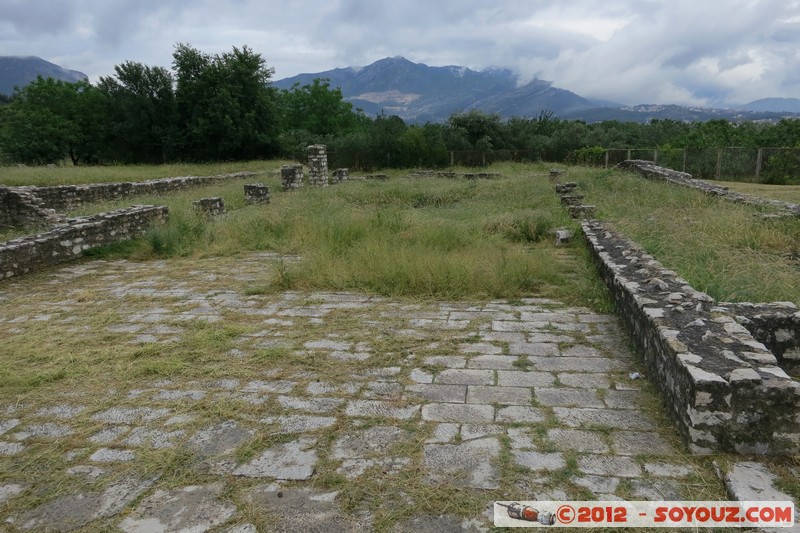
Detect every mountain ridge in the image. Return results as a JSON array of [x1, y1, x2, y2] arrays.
[[0, 56, 88, 96], [275, 56, 800, 123]]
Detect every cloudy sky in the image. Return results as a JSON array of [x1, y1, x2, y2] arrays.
[[1, 0, 799, 106]]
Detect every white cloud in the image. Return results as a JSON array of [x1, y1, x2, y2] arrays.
[[0, 0, 798, 105]]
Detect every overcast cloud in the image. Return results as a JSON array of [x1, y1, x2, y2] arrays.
[[1, 0, 798, 106]]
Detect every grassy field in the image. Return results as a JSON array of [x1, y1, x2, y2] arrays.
[[2, 160, 798, 305], [0, 160, 275, 186], [716, 179, 800, 204]]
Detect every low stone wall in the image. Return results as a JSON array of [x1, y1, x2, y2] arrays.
[[582, 220, 800, 455], [8, 172, 256, 212], [0, 205, 168, 281], [724, 302, 800, 374], [0, 186, 64, 230], [617, 160, 800, 217]]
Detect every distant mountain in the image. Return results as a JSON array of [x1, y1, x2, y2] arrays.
[[740, 98, 800, 114], [0, 56, 88, 96], [275, 57, 799, 124], [274, 56, 595, 123]]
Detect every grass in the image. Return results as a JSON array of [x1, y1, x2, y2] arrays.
[[58, 162, 609, 308], [575, 167, 800, 304], [0, 160, 280, 186], [716, 180, 800, 204]]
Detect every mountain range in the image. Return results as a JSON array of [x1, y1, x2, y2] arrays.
[[0, 56, 87, 96], [2, 55, 799, 124], [275, 56, 800, 124]]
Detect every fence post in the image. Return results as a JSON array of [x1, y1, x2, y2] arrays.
[[682, 149, 687, 172], [450, 151, 454, 167], [715, 149, 723, 180], [604, 150, 609, 168], [653, 149, 658, 164], [627, 149, 631, 160], [755, 148, 763, 181]]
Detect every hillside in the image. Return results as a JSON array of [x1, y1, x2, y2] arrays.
[[274, 56, 594, 123], [275, 57, 799, 124], [0, 56, 88, 96]]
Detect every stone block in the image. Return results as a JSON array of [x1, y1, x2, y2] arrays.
[[244, 183, 270, 204], [281, 164, 304, 191], [192, 197, 225, 217]]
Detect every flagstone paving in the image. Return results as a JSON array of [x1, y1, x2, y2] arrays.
[[0, 254, 745, 531]]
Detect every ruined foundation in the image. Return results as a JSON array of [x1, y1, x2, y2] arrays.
[[0, 206, 168, 281], [582, 220, 800, 455], [307, 145, 328, 186]]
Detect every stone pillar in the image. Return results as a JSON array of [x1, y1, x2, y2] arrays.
[[244, 183, 270, 204], [193, 197, 225, 217], [307, 144, 329, 186], [281, 164, 304, 191], [332, 168, 349, 184]]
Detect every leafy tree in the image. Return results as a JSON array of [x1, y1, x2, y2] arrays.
[[280, 78, 359, 136], [0, 77, 104, 165], [173, 43, 279, 161], [98, 61, 177, 163], [447, 110, 504, 150]]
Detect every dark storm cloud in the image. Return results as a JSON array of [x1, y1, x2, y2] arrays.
[[1, 0, 798, 106]]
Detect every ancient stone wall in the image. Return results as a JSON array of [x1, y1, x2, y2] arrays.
[[724, 302, 800, 374], [0, 186, 63, 230], [618, 160, 800, 217], [581, 220, 800, 455], [0, 206, 168, 281], [8, 172, 256, 212]]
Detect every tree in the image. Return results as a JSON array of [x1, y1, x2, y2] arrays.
[[173, 44, 279, 161], [280, 78, 358, 136], [0, 77, 104, 165], [98, 61, 177, 163]]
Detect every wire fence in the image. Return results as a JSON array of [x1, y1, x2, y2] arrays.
[[288, 146, 800, 184], [600, 147, 800, 183]]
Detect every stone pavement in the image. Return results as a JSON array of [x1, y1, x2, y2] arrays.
[[0, 254, 750, 531]]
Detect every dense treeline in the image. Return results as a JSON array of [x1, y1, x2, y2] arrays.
[[1, 44, 800, 169]]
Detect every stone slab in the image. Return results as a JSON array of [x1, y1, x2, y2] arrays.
[[547, 428, 609, 453], [424, 437, 500, 489], [512, 450, 566, 472], [466, 385, 531, 405], [405, 384, 466, 403], [119, 483, 236, 533], [421, 403, 494, 423], [534, 388, 604, 408], [578, 455, 642, 478], [496, 370, 555, 387], [233, 437, 318, 480], [345, 401, 420, 420], [553, 407, 656, 430], [435, 369, 494, 385]]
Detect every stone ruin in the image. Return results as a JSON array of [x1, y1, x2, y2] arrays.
[[307, 144, 328, 187], [582, 220, 799, 455], [618, 160, 800, 218], [1, 172, 257, 281], [331, 168, 349, 184], [193, 197, 225, 217], [281, 164, 304, 191], [1, 206, 168, 281], [244, 183, 270, 205], [554, 162, 800, 455]]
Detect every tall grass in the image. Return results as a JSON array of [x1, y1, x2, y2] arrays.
[[576, 167, 800, 304], [76, 163, 605, 305], [0, 159, 284, 186]]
